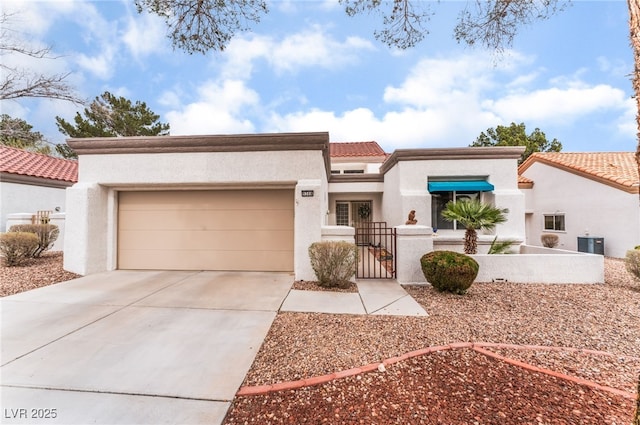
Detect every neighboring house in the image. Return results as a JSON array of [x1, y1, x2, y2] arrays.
[[0, 146, 78, 232], [519, 152, 639, 258], [64, 133, 525, 281]]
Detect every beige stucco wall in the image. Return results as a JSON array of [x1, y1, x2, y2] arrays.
[[521, 162, 640, 258], [64, 149, 328, 279]]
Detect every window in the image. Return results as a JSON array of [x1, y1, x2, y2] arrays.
[[544, 214, 565, 231], [336, 202, 350, 226], [335, 201, 372, 227], [430, 191, 479, 230]]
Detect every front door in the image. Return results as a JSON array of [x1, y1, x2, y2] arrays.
[[336, 201, 372, 245]]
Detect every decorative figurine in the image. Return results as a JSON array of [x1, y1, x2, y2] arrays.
[[405, 210, 417, 225]]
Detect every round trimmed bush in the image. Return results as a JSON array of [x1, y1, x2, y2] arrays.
[[626, 249, 640, 281], [308, 241, 358, 288], [420, 250, 479, 295], [0, 232, 39, 266]]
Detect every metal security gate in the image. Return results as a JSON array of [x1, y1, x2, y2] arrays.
[[355, 221, 396, 279]]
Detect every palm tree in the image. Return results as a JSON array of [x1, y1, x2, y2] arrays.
[[441, 199, 509, 254]]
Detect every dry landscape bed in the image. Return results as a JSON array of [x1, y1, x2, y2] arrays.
[[2, 254, 639, 424], [227, 258, 639, 424]]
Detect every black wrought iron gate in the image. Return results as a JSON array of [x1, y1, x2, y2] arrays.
[[355, 221, 397, 279]]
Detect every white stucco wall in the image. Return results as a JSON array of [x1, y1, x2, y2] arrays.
[[521, 162, 640, 258], [395, 225, 433, 284], [327, 192, 383, 225], [380, 164, 405, 226], [473, 245, 604, 284], [65, 149, 329, 277], [0, 181, 67, 232], [381, 155, 525, 242], [5, 213, 66, 251]]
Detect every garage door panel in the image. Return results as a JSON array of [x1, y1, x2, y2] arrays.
[[119, 209, 294, 231], [119, 230, 294, 251], [118, 249, 293, 271], [119, 190, 292, 211], [118, 189, 294, 271]]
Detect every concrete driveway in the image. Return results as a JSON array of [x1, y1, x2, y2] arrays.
[[1, 270, 293, 425]]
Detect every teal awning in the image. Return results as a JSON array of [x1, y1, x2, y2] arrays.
[[428, 180, 494, 192]]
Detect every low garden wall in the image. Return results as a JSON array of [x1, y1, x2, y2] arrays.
[[471, 245, 604, 284], [5, 212, 66, 251]]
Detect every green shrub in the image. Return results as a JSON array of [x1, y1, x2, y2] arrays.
[[0, 232, 40, 266], [540, 233, 559, 248], [308, 241, 358, 288], [9, 224, 59, 258], [488, 236, 517, 254], [626, 249, 640, 281], [420, 250, 479, 295]]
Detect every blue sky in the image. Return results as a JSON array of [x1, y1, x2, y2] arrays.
[[2, 0, 635, 153]]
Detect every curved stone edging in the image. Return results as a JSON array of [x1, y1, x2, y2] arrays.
[[236, 342, 638, 400]]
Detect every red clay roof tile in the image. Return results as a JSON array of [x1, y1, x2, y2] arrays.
[[0, 146, 78, 183], [330, 141, 386, 158], [519, 152, 638, 193]]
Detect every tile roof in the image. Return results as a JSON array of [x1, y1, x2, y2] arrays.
[[517, 174, 534, 189], [519, 152, 638, 193], [330, 141, 387, 158], [0, 146, 78, 183]]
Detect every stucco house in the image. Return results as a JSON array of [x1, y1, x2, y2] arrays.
[[63, 132, 526, 282], [518, 152, 639, 258], [0, 146, 77, 233]]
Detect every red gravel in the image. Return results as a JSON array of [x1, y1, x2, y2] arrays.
[[224, 349, 633, 424], [0, 251, 80, 297]]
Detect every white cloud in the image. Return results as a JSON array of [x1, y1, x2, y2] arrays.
[[484, 85, 628, 124], [597, 56, 631, 79], [269, 26, 375, 74], [383, 55, 497, 108], [122, 12, 167, 59], [262, 52, 631, 151], [219, 35, 273, 80], [166, 80, 260, 135], [615, 97, 637, 141], [157, 89, 183, 109], [76, 50, 115, 80], [219, 25, 375, 79]]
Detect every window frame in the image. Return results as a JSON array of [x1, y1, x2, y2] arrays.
[[543, 213, 566, 232], [430, 190, 481, 231]]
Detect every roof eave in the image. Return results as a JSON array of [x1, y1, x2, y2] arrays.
[[0, 172, 76, 188], [67, 132, 332, 180], [380, 146, 525, 174]]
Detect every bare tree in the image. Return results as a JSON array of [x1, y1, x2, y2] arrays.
[[341, 0, 433, 50], [453, 0, 568, 51], [134, 0, 268, 54], [0, 12, 83, 104]]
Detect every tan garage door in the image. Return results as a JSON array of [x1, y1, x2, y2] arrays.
[[118, 189, 294, 271]]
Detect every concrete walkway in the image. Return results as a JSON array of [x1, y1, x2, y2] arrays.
[[281, 279, 427, 316], [1, 271, 425, 425]]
